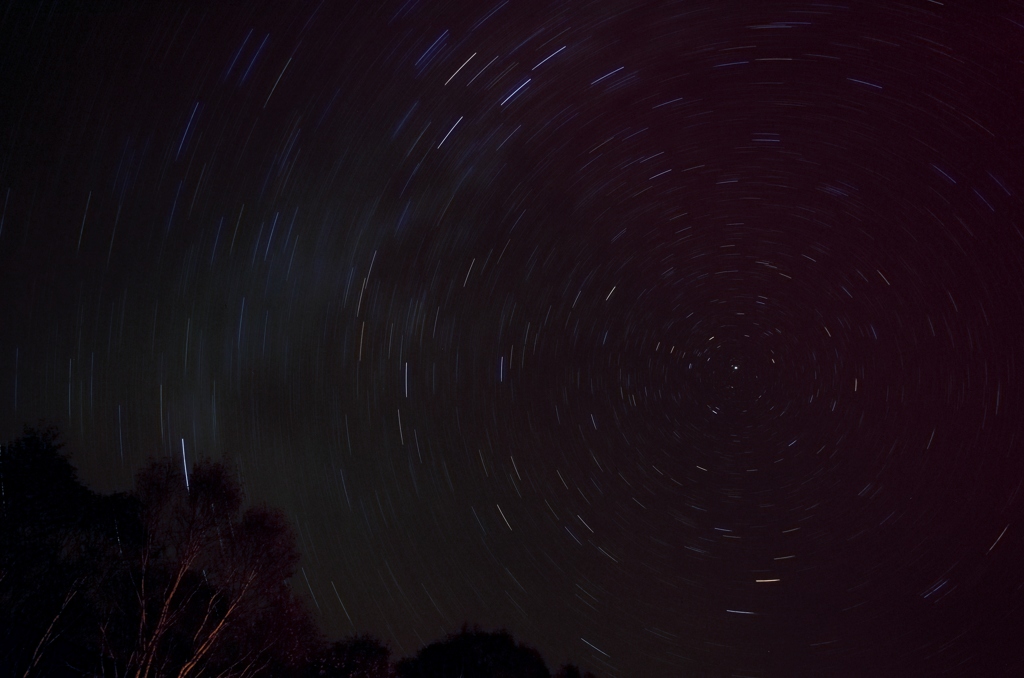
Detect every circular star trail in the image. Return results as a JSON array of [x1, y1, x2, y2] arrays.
[[2, 1, 1023, 675]]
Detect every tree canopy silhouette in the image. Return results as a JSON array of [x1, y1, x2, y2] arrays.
[[396, 627, 551, 678], [1, 427, 143, 675], [1, 429, 600, 678], [552, 665, 597, 678], [118, 456, 318, 677], [305, 634, 396, 678], [1, 429, 317, 677]]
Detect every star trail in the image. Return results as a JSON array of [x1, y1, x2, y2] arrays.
[[2, 1, 1023, 675]]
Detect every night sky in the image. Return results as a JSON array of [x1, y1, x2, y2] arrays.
[[2, 0, 1024, 675]]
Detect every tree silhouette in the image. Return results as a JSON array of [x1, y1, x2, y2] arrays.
[[1, 430, 320, 677], [306, 634, 396, 677], [2, 429, 600, 678], [396, 627, 550, 678], [113, 456, 319, 677], [553, 665, 596, 678], [0, 427, 139, 675]]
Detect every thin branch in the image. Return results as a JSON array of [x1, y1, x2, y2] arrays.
[[22, 585, 78, 678], [177, 574, 254, 678], [137, 532, 202, 678]]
